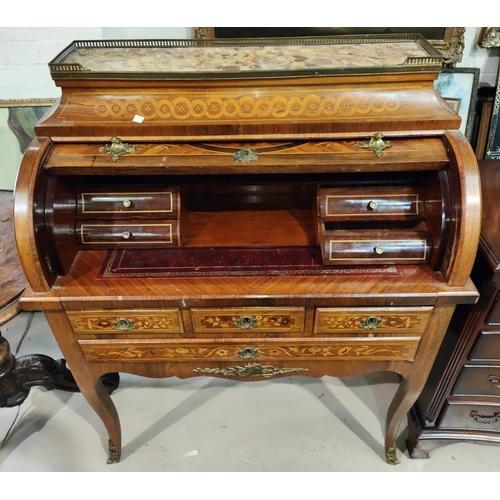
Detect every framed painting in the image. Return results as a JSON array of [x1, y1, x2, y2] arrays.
[[486, 68, 500, 159], [194, 27, 465, 66], [433, 67, 480, 141], [0, 98, 56, 190]]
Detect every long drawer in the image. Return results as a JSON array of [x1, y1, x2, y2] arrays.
[[470, 332, 500, 362], [453, 366, 500, 397], [78, 337, 420, 363], [439, 400, 500, 432]]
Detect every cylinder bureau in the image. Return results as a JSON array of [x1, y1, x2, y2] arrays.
[[14, 35, 481, 465]]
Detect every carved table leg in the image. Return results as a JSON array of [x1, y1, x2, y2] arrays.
[[44, 310, 122, 464], [0, 333, 119, 408], [384, 304, 455, 464]]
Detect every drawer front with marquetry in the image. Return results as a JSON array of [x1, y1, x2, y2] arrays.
[[77, 188, 179, 219], [318, 187, 421, 222], [470, 332, 500, 362], [321, 230, 430, 265], [78, 337, 420, 363], [439, 401, 500, 432], [190, 307, 305, 334], [452, 366, 500, 397], [76, 221, 179, 247], [68, 309, 184, 334], [314, 307, 432, 335]]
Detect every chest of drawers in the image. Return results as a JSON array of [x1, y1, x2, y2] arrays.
[[408, 160, 500, 457], [14, 35, 480, 465]]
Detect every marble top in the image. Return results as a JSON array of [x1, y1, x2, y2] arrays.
[[56, 40, 436, 76]]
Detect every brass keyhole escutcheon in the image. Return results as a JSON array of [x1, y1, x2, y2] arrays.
[[360, 316, 382, 330], [114, 318, 134, 331], [374, 246, 384, 255], [238, 347, 259, 359], [235, 316, 258, 329], [233, 148, 258, 163], [104, 137, 136, 162], [368, 201, 378, 210], [122, 199, 132, 208], [122, 231, 132, 240]]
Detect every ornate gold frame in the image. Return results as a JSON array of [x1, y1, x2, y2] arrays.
[[194, 27, 465, 66]]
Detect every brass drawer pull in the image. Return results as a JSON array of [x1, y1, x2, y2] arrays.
[[360, 316, 382, 329], [487, 375, 500, 388], [368, 201, 378, 210], [239, 347, 259, 359], [114, 318, 134, 331], [122, 231, 131, 240], [374, 246, 384, 255], [469, 410, 500, 425], [122, 199, 132, 208], [233, 148, 258, 163], [235, 316, 258, 329]]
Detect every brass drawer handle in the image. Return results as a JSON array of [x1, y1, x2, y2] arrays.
[[360, 316, 382, 329], [374, 246, 384, 255], [233, 148, 258, 163], [122, 199, 132, 208], [122, 231, 131, 240], [235, 316, 258, 329], [368, 201, 378, 210], [487, 375, 500, 388], [469, 410, 500, 425], [114, 318, 134, 331], [239, 347, 259, 359]]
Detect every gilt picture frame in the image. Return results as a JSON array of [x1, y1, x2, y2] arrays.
[[434, 67, 480, 141], [486, 67, 500, 159]]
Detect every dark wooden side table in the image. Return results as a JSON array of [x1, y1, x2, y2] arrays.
[[408, 159, 500, 457]]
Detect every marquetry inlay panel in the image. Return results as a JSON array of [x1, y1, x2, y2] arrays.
[[314, 307, 432, 334], [78, 338, 419, 362], [190, 307, 305, 333], [68, 310, 183, 334]]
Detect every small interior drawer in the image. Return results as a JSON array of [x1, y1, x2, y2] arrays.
[[68, 309, 184, 334], [319, 227, 430, 265], [318, 187, 421, 221], [76, 221, 179, 247], [453, 366, 500, 397], [77, 187, 179, 219], [190, 307, 305, 334], [470, 332, 500, 362], [314, 307, 432, 335]]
